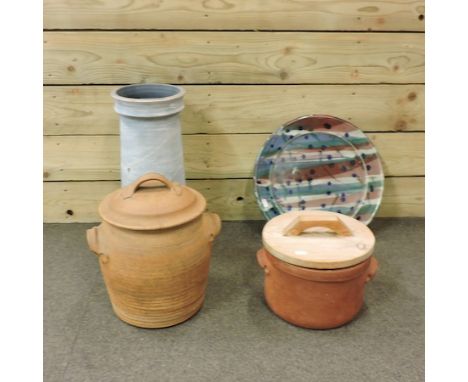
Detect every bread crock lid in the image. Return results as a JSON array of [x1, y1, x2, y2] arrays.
[[99, 173, 206, 230], [262, 211, 375, 269]]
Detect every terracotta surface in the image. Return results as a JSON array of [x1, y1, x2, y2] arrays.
[[257, 248, 378, 329], [87, 173, 221, 328], [258, 210, 377, 329], [98, 172, 206, 230]]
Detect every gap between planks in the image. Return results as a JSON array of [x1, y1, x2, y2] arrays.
[[43, 175, 426, 183], [43, 29, 425, 33], [43, 83, 426, 87], [44, 131, 425, 137]]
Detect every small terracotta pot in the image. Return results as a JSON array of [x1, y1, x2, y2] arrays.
[[257, 249, 378, 329], [87, 173, 221, 328], [257, 211, 378, 329]]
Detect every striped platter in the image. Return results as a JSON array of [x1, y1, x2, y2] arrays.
[[253, 115, 384, 225]]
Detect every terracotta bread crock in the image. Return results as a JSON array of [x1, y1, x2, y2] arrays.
[[86, 173, 221, 328], [257, 211, 378, 329]]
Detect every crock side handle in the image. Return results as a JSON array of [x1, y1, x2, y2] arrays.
[[203, 212, 221, 242], [256, 248, 270, 275], [86, 225, 109, 264], [366, 257, 379, 283]]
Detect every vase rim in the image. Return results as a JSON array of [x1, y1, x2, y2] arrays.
[[111, 83, 185, 104]]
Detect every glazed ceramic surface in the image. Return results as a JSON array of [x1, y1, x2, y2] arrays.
[[254, 115, 384, 224], [112, 84, 186, 186], [86, 173, 221, 328]]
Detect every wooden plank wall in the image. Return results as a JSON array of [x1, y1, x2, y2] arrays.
[[43, 0, 425, 222]]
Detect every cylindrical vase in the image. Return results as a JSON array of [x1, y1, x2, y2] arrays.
[[112, 83, 186, 186]]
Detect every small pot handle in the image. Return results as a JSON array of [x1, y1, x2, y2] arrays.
[[366, 257, 379, 283], [283, 215, 352, 237], [203, 212, 221, 242], [86, 225, 109, 264], [121, 172, 182, 199], [256, 248, 270, 275]]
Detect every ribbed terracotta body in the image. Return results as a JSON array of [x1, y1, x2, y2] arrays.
[[87, 213, 220, 328], [257, 249, 378, 329]]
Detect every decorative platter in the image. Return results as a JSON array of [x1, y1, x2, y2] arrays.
[[253, 115, 384, 225]]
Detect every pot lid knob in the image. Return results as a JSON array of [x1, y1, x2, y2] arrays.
[[98, 172, 207, 230], [283, 215, 352, 237], [262, 211, 375, 269], [121, 173, 182, 199]]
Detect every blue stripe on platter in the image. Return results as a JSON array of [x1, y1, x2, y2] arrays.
[[253, 115, 384, 225]]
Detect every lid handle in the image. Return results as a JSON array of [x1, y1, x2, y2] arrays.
[[121, 173, 182, 199], [283, 215, 352, 237]]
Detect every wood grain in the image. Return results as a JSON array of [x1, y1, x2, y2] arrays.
[[43, 0, 425, 31], [43, 177, 424, 222], [44, 32, 424, 84], [44, 84, 424, 135], [43, 133, 424, 181]]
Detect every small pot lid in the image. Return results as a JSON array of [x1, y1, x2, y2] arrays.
[[99, 173, 206, 230], [262, 211, 375, 269]]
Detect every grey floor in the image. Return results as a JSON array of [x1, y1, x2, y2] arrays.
[[44, 219, 424, 382]]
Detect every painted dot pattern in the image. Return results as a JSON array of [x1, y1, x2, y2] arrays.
[[253, 115, 385, 225]]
